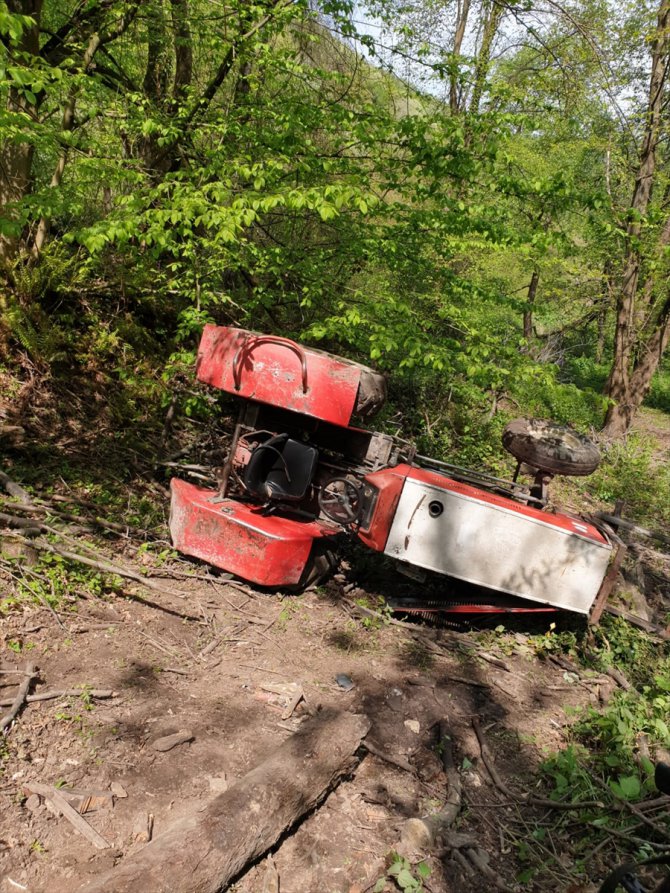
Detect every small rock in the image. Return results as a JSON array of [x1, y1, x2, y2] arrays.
[[151, 729, 194, 752], [110, 782, 128, 798], [24, 794, 41, 812], [400, 817, 433, 852], [261, 854, 279, 893], [404, 719, 420, 734], [132, 812, 154, 843], [335, 674, 354, 691], [208, 774, 228, 794]]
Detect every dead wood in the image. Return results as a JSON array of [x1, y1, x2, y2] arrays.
[[603, 664, 637, 694], [0, 688, 116, 708], [604, 604, 668, 638], [151, 730, 194, 752], [0, 511, 43, 535], [595, 512, 670, 548], [363, 741, 415, 774], [24, 783, 111, 849], [76, 709, 370, 893], [0, 471, 34, 504], [0, 496, 128, 536], [400, 720, 462, 851], [461, 845, 515, 892], [4, 532, 188, 600], [472, 717, 605, 811], [0, 662, 37, 732]]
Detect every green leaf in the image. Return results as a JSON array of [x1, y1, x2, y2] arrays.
[[396, 868, 417, 890], [416, 862, 431, 878], [616, 775, 641, 800]]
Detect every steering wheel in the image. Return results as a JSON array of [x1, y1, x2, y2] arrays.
[[318, 478, 362, 525]]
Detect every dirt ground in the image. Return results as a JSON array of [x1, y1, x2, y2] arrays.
[[0, 560, 612, 893]]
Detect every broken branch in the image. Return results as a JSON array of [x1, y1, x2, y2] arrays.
[[0, 662, 37, 732], [24, 783, 111, 849], [0, 689, 116, 708]]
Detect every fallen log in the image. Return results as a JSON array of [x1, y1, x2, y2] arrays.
[[0, 471, 33, 504], [77, 709, 370, 893]]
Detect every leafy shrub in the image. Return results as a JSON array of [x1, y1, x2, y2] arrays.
[[646, 365, 670, 412], [586, 435, 670, 527]]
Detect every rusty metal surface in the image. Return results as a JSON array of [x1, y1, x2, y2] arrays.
[[169, 478, 338, 586], [195, 326, 364, 427], [589, 536, 626, 625]]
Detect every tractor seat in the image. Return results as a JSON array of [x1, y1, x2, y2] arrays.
[[243, 433, 318, 503]]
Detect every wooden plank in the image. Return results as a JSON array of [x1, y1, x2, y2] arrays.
[[24, 783, 111, 849]]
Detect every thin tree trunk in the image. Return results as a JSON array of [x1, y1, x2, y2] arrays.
[[603, 0, 670, 438], [450, 0, 471, 114], [0, 1, 43, 268], [32, 32, 102, 257], [170, 0, 193, 103], [469, 0, 502, 117], [143, 0, 170, 102], [523, 268, 540, 342], [629, 297, 670, 399], [596, 260, 614, 363]]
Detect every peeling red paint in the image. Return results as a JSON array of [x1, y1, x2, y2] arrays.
[[196, 325, 362, 426], [170, 478, 338, 586]]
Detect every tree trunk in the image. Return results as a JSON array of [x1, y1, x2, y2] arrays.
[[596, 260, 614, 363], [76, 710, 370, 893], [523, 268, 539, 342], [170, 0, 193, 103], [0, 1, 43, 268], [469, 0, 502, 116], [450, 0, 471, 114], [602, 0, 670, 438], [32, 32, 102, 257]]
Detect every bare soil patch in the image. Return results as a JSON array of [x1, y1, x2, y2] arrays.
[[1, 566, 603, 893]]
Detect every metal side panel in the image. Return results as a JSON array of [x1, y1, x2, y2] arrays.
[[170, 478, 334, 587], [384, 479, 612, 613], [195, 325, 362, 426]]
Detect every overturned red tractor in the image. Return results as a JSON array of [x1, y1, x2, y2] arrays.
[[169, 326, 618, 618]]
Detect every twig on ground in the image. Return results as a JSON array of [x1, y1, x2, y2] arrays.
[[0, 689, 116, 708], [0, 496, 134, 537], [0, 663, 37, 732], [0, 511, 43, 534], [593, 775, 670, 841], [462, 845, 516, 892], [586, 820, 670, 851], [472, 716, 606, 811], [3, 532, 189, 599], [136, 630, 182, 659], [363, 741, 415, 774], [603, 664, 637, 694], [472, 716, 506, 791], [0, 558, 67, 630]]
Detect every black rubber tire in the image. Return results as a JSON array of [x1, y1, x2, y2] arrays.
[[355, 368, 387, 419], [502, 418, 601, 476]]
